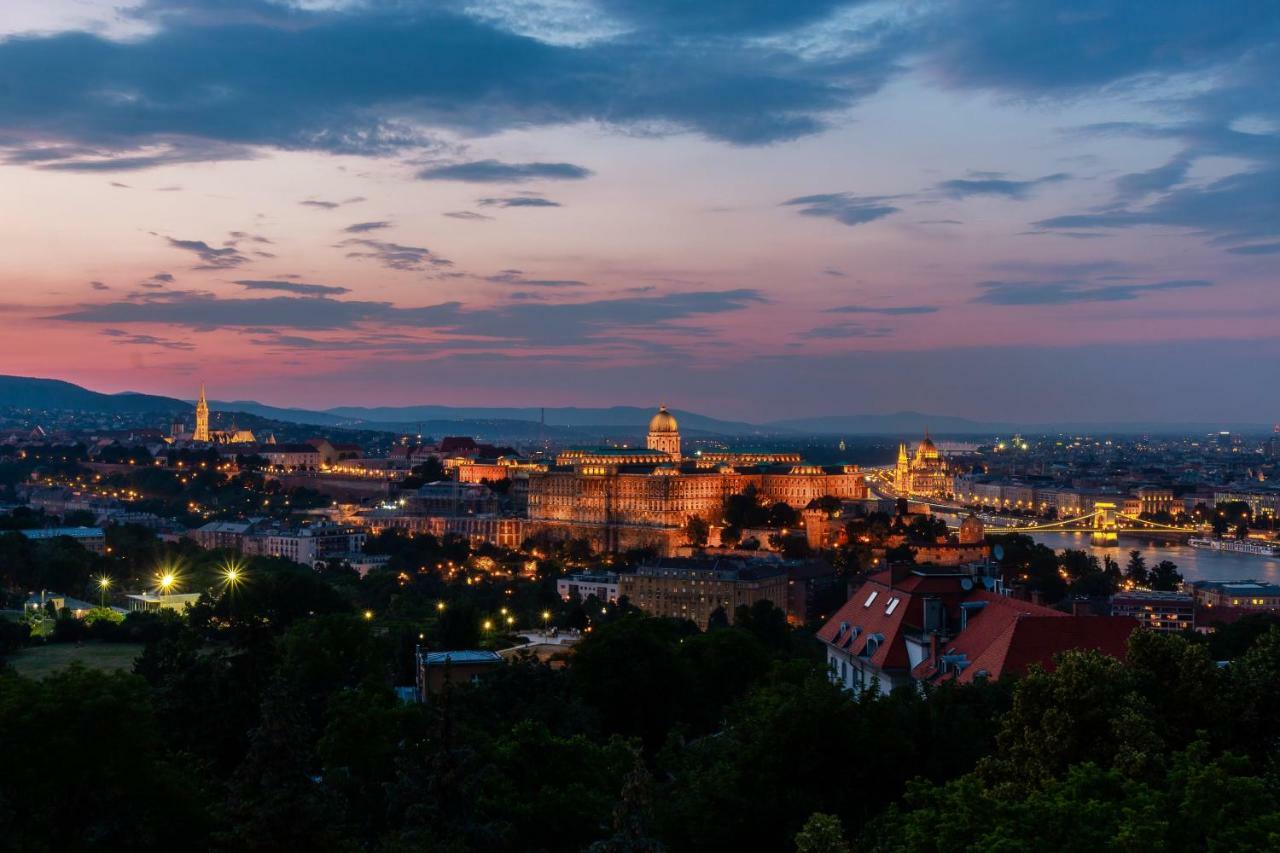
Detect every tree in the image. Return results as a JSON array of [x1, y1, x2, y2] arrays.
[[795, 812, 849, 853], [719, 525, 741, 548], [684, 515, 709, 548], [1149, 560, 1183, 592], [1125, 550, 1149, 587]]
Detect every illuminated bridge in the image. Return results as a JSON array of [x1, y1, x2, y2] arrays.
[[973, 501, 1198, 546]]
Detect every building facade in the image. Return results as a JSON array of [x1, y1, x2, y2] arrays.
[[619, 557, 789, 630], [525, 406, 868, 554], [894, 434, 951, 499]]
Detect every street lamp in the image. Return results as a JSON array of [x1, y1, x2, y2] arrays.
[[97, 575, 111, 608]]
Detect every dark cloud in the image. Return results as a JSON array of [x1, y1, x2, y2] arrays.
[[477, 195, 561, 208], [923, 1, 1277, 95], [826, 304, 939, 315], [933, 172, 1069, 200], [233, 279, 352, 296], [973, 279, 1212, 306], [164, 236, 248, 269], [822, 267, 846, 277], [443, 210, 493, 221], [336, 238, 449, 271], [343, 221, 392, 233], [417, 160, 593, 183], [596, 0, 850, 35], [51, 287, 766, 344], [917, 219, 963, 225], [0, 1, 903, 165], [781, 192, 900, 226], [90, 281, 109, 291]]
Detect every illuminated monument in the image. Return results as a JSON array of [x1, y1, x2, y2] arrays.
[[193, 384, 210, 443], [526, 405, 868, 553], [893, 432, 951, 499]]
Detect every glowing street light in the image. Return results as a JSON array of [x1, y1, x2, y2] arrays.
[[482, 619, 493, 632], [97, 575, 111, 607], [436, 601, 446, 612], [363, 609, 374, 621]]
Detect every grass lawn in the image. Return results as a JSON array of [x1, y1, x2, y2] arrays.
[[6, 642, 145, 679]]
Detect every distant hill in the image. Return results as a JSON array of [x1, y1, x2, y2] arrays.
[[766, 411, 1022, 436], [0, 375, 188, 415], [320, 404, 774, 435], [2, 375, 1271, 437]]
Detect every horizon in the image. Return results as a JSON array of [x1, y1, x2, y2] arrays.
[[2, 2, 1278, 422]]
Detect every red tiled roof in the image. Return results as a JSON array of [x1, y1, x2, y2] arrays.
[[823, 570, 1136, 686]]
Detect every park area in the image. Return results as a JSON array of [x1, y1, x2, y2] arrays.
[[5, 642, 144, 679]]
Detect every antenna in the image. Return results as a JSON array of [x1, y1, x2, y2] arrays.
[[539, 407, 545, 449]]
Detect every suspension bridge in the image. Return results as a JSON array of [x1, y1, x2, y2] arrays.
[[962, 501, 1198, 546]]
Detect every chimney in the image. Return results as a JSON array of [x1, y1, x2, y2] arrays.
[[1030, 590, 1043, 606], [890, 562, 912, 586], [929, 631, 940, 663], [1072, 599, 1091, 617]]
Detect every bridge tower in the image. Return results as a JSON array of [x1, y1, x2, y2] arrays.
[[1091, 501, 1119, 546]]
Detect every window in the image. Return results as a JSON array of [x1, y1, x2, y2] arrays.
[[863, 590, 878, 608], [885, 597, 901, 616]]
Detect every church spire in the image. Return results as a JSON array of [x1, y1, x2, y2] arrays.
[[193, 382, 210, 442]]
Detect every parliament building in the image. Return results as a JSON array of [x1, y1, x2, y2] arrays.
[[893, 433, 951, 499], [525, 406, 869, 553]]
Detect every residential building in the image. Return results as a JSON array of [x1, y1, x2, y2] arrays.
[[619, 557, 789, 630], [1110, 590, 1195, 632], [18, 526, 107, 554], [820, 564, 1136, 695], [415, 649, 504, 700], [557, 571, 621, 603], [1191, 579, 1280, 611]]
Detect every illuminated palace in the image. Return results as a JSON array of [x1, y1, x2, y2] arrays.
[[526, 405, 869, 553], [893, 432, 951, 499]]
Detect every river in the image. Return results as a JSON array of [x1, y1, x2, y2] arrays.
[[1019, 531, 1280, 585], [929, 508, 1280, 584]]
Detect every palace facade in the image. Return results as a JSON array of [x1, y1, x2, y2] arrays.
[[525, 406, 869, 553]]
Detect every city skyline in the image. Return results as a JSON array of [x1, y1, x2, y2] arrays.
[[2, 1, 1278, 422]]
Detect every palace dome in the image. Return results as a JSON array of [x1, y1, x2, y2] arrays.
[[648, 405, 679, 434]]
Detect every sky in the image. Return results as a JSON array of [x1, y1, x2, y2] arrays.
[[1, 0, 1278, 423]]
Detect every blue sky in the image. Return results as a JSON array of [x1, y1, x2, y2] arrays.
[[1, 1, 1277, 422]]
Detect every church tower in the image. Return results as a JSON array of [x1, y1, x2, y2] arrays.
[[646, 405, 681, 460], [194, 384, 210, 442], [894, 442, 910, 494]]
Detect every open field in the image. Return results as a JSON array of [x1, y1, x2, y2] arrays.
[[5, 643, 144, 679]]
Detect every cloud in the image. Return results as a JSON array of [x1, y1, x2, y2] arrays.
[[826, 304, 940, 315], [90, 281, 109, 291], [300, 196, 365, 210], [781, 192, 900, 226], [2, 139, 256, 172], [801, 322, 894, 339], [1226, 242, 1280, 255], [1033, 168, 1280, 244], [483, 269, 587, 288], [164, 236, 248, 269], [227, 231, 272, 246], [1114, 157, 1192, 200], [417, 159, 593, 182], [973, 279, 1212, 306], [336, 238, 450, 271], [50, 287, 767, 344], [822, 267, 846, 277], [477, 195, 562, 208], [233, 279, 352, 296], [443, 210, 493, 221], [933, 172, 1069, 200], [343, 221, 392, 233], [100, 328, 194, 351]]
